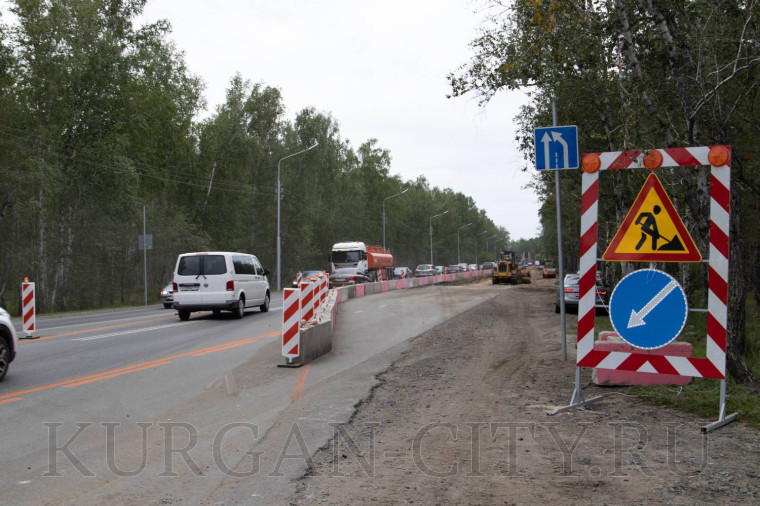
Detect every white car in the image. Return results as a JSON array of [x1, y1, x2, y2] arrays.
[[0, 307, 19, 382], [172, 252, 271, 320], [394, 267, 413, 279]]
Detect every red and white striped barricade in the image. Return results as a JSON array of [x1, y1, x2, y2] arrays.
[[281, 288, 301, 362], [313, 275, 322, 311], [577, 146, 730, 380], [300, 280, 314, 323], [320, 271, 328, 304], [21, 279, 36, 338]]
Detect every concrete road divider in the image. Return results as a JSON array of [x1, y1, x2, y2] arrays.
[[280, 270, 492, 366]]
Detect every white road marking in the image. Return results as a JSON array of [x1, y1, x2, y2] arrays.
[[73, 322, 194, 341]]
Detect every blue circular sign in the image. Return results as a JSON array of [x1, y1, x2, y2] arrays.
[[609, 269, 688, 350]]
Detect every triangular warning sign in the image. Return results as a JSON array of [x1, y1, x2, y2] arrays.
[[603, 174, 702, 262]]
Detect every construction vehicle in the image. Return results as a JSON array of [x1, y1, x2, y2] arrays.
[[329, 241, 394, 282], [492, 250, 532, 285]]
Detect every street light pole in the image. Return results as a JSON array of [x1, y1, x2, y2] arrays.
[[457, 222, 472, 265], [277, 141, 319, 291], [486, 234, 498, 260], [475, 230, 487, 267], [382, 188, 409, 250], [429, 210, 448, 265]]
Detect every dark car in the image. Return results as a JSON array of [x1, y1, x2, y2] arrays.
[[555, 272, 609, 314], [446, 265, 463, 274], [330, 268, 370, 287], [481, 261, 496, 271], [159, 283, 174, 309], [292, 270, 324, 288], [414, 264, 436, 277]]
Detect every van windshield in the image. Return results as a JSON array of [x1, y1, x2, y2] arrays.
[[332, 250, 361, 263], [178, 255, 227, 276]]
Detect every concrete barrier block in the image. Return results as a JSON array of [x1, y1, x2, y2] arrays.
[[593, 332, 693, 386]]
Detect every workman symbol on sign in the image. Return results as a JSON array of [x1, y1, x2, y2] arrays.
[[634, 205, 685, 252]]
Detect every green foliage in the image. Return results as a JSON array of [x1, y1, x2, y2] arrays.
[[0, 0, 505, 312], [451, 0, 760, 382]]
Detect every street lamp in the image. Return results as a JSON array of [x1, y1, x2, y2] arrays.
[[457, 222, 472, 264], [382, 188, 409, 250], [429, 210, 448, 265], [475, 230, 487, 267], [486, 234, 498, 260], [277, 141, 319, 291]]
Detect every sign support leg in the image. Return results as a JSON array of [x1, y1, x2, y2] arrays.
[[701, 379, 738, 433], [547, 366, 604, 416]]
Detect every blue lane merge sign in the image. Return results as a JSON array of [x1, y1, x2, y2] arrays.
[[609, 269, 688, 350], [534, 125, 579, 170]]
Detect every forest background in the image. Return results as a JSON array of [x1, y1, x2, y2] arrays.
[[1, 0, 759, 382]]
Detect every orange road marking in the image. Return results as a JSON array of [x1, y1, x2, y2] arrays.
[[63, 362, 173, 388], [0, 397, 22, 405], [291, 364, 311, 402], [0, 331, 281, 403], [190, 333, 279, 356], [18, 315, 178, 343]]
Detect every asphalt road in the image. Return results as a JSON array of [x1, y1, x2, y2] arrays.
[[0, 283, 502, 505]]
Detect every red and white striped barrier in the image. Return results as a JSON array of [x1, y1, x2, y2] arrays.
[[577, 146, 729, 379], [300, 280, 314, 323], [22, 279, 36, 338], [306, 274, 322, 312], [282, 288, 301, 360], [319, 271, 328, 305]]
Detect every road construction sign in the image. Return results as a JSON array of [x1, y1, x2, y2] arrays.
[[603, 174, 702, 262]]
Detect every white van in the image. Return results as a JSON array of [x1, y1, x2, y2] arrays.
[[172, 252, 270, 320]]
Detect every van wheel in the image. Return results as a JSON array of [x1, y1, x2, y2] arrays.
[[260, 292, 270, 312], [178, 310, 191, 321], [232, 297, 245, 319]]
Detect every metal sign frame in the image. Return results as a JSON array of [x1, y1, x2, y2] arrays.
[[572, 146, 735, 432]]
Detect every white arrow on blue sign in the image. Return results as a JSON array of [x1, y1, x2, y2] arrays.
[[609, 269, 688, 350], [534, 125, 579, 170]]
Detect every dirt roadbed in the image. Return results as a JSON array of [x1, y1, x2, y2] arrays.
[[293, 283, 760, 505]]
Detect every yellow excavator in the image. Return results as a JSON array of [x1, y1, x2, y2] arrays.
[[492, 250, 532, 285]]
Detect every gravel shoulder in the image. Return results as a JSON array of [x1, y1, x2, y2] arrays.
[[293, 280, 760, 505]]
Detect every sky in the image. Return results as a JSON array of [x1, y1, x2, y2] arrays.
[[144, 1, 540, 239]]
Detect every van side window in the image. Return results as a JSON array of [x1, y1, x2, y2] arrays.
[[252, 256, 264, 276], [233, 255, 256, 275]]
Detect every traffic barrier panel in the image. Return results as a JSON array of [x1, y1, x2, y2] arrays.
[[321, 272, 328, 304], [592, 332, 692, 386], [281, 288, 300, 361], [311, 276, 320, 312], [21, 279, 36, 338], [300, 281, 314, 323]]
